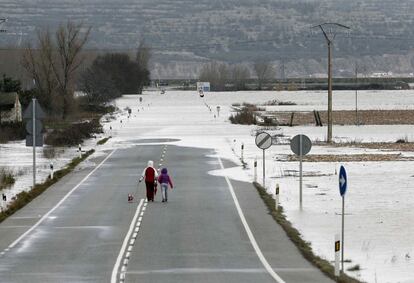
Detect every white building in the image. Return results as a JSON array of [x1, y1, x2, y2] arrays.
[[0, 92, 22, 123]]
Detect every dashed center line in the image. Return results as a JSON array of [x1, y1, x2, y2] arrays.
[[111, 199, 145, 283], [112, 144, 169, 283]]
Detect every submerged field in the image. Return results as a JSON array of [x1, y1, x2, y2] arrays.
[[1, 89, 414, 282]]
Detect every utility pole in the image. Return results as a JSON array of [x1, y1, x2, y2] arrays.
[[355, 62, 359, 125], [280, 58, 286, 81], [0, 18, 7, 33], [312, 23, 350, 143]]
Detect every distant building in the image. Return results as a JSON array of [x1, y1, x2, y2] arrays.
[[0, 92, 22, 123], [196, 82, 210, 92]]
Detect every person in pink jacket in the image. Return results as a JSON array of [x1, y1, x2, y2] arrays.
[[157, 168, 173, 202]]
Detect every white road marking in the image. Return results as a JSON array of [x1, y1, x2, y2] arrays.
[[129, 239, 135, 245], [132, 232, 137, 239], [125, 252, 130, 259], [126, 268, 268, 274], [217, 157, 286, 283], [111, 198, 144, 283], [7, 149, 117, 250]]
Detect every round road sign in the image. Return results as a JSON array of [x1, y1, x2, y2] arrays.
[[255, 132, 272, 150], [339, 165, 347, 196], [290, 134, 312, 156]]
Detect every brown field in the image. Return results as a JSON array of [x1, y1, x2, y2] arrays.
[[268, 110, 414, 126], [287, 153, 414, 162]]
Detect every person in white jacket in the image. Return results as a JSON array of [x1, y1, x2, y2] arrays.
[[139, 160, 158, 202]]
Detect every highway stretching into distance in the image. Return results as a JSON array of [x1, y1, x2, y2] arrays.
[[0, 139, 333, 283]]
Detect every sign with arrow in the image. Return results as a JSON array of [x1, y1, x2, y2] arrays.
[[339, 165, 347, 196], [338, 165, 348, 274]]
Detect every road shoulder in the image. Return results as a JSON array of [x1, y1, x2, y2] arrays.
[[221, 160, 333, 283]]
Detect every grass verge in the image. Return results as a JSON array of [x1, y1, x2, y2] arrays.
[[252, 182, 361, 283], [0, 149, 95, 223], [97, 136, 111, 145]]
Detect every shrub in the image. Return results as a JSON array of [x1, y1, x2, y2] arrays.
[[79, 103, 116, 114], [45, 119, 103, 146], [347, 265, 360, 271], [43, 146, 56, 159], [0, 122, 26, 143], [229, 108, 256, 125], [0, 169, 15, 190], [265, 99, 296, 106], [396, 136, 408, 143], [242, 103, 265, 111], [97, 136, 111, 145]]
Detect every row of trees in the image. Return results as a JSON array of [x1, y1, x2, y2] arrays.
[[20, 21, 151, 119], [199, 61, 275, 91]]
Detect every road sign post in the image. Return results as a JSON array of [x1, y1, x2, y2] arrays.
[[23, 98, 46, 188], [299, 135, 303, 205], [263, 149, 265, 187], [255, 132, 272, 188], [241, 143, 244, 163], [339, 165, 348, 273], [335, 233, 340, 277], [275, 184, 280, 210], [290, 134, 312, 208], [50, 162, 54, 179], [33, 100, 36, 187], [253, 158, 257, 182]]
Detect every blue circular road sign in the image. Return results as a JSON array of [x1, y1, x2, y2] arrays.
[[339, 165, 347, 196]]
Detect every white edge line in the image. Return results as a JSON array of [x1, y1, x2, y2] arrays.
[[111, 198, 144, 283], [217, 157, 286, 283], [9, 149, 117, 249]]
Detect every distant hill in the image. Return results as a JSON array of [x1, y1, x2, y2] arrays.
[[1, 0, 414, 78]]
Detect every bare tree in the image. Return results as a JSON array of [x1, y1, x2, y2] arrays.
[[22, 21, 90, 118], [22, 30, 57, 113], [254, 61, 274, 90], [199, 61, 229, 91], [136, 41, 151, 70], [52, 21, 90, 119], [136, 41, 151, 94], [232, 64, 250, 90]]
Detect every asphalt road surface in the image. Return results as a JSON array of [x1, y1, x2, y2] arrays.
[[0, 141, 333, 283]]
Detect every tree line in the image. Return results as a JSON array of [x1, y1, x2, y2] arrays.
[[15, 21, 150, 120], [199, 61, 274, 91]]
